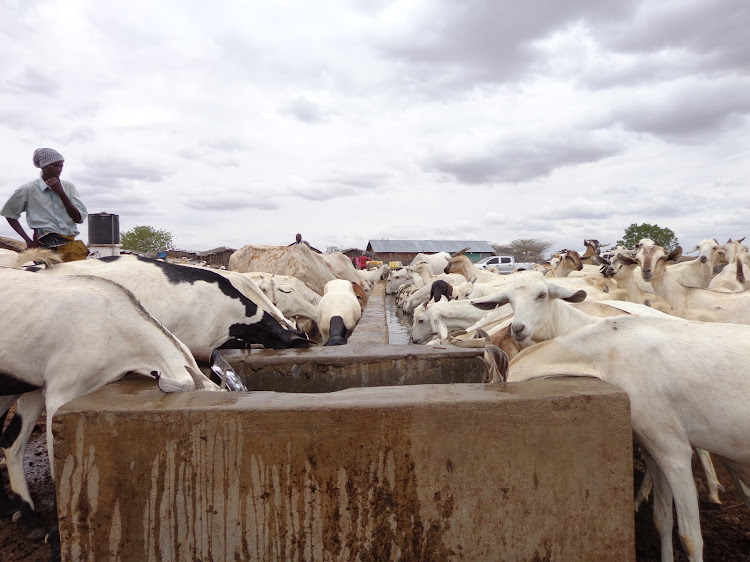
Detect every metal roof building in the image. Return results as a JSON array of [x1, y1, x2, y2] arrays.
[[365, 240, 495, 263]]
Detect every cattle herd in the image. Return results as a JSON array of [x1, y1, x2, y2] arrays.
[[1, 237, 749, 560]]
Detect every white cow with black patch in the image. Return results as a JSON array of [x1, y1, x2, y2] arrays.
[[28, 254, 312, 352]]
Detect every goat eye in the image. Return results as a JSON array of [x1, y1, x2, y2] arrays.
[[538, 293, 547, 299]]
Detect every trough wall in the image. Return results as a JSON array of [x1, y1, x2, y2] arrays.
[[54, 376, 634, 561]]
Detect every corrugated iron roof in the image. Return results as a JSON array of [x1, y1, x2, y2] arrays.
[[367, 240, 495, 253]]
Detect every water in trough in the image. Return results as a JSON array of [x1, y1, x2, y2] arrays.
[[385, 294, 413, 344]]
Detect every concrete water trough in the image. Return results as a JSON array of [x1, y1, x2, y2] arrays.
[[52, 282, 635, 561]]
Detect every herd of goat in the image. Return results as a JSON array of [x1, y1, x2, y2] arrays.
[[388, 237, 750, 562], [1, 236, 750, 561]]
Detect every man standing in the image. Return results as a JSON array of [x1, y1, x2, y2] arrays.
[[1, 148, 89, 261]]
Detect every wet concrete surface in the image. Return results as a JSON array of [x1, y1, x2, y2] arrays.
[[221, 281, 485, 392], [347, 280, 388, 344]]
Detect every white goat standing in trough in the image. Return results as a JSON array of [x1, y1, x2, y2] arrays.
[[357, 263, 390, 289], [482, 314, 750, 562], [0, 269, 219, 540]]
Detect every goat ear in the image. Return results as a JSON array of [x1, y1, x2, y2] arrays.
[[452, 246, 470, 257], [668, 246, 683, 261], [476, 328, 490, 340], [563, 289, 587, 303], [433, 316, 449, 341], [472, 293, 509, 310], [483, 344, 509, 384]]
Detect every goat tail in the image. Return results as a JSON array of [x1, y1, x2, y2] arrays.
[[14, 248, 63, 269]]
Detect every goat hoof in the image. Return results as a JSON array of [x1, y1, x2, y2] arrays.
[[11, 510, 22, 523], [28, 527, 45, 540]]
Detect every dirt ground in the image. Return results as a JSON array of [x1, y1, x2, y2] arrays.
[[2, 414, 750, 561]]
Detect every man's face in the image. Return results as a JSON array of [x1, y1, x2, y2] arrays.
[[42, 160, 64, 179], [296, 234, 302, 242]]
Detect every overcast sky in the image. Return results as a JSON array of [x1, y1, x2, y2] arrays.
[[1, 0, 748, 257]]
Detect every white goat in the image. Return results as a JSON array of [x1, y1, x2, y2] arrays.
[[357, 264, 390, 288], [402, 273, 467, 314], [721, 237, 747, 265], [473, 272, 721, 507], [708, 253, 750, 292], [0, 269, 218, 536], [626, 245, 750, 324], [485, 315, 750, 562], [666, 239, 724, 289], [386, 268, 412, 294], [411, 298, 512, 344]]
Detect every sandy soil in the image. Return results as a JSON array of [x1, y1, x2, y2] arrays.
[[2, 415, 750, 561]]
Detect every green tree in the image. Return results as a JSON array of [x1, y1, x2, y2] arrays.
[[617, 223, 679, 251], [120, 225, 175, 254], [491, 238, 553, 262]]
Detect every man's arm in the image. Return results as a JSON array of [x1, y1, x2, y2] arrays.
[[45, 178, 83, 223], [5, 217, 34, 248]]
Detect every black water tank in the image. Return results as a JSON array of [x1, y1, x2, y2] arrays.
[[88, 212, 120, 244]]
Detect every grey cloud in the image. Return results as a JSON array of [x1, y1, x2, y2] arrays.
[[179, 139, 246, 167], [183, 196, 280, 211], [611, 80, 750, 141], [426, 136, 622, 184], [286, 184, 360, 202], [375, 0, 633, 87], [83, 192, 155, 216], [76, 158, 167, 189], [205, 137, 248, 151], [4, 68, 60, 95], [282, 96, 326, 123], [600, 1, 750, 75], [285, 170, 390, 201]]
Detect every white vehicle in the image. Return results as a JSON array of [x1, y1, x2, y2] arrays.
[[475, 255, 535, 273]]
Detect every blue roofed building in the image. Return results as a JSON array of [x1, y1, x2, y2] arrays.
[[365, 240, 496, 264]]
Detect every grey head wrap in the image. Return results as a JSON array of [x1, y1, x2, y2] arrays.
[[33, 148, 64, 169]]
